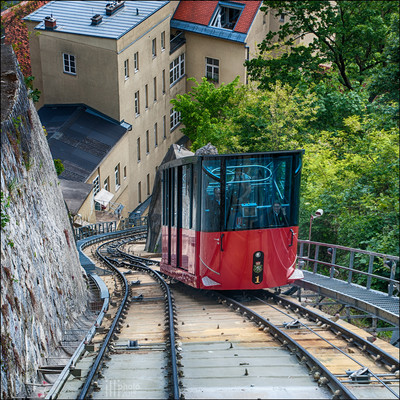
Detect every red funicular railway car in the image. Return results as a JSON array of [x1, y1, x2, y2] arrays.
[[160, 150, 304, 290]]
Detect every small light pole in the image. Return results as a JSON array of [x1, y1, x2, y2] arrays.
[[307, 209, 324, 262]]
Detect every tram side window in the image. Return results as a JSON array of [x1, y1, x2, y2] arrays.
[[181, 165, 191, 229], [201, 160, 221, 232], [170, 168, 175, 227], [162, 170, 168, 225], [191, 164, 197, 230], [173, 168, 178, 227]]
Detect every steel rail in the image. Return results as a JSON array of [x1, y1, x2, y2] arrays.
[[214, 291, 357, 400], [45, 274, 109, 400], [45, 232, 142, 399], [253, 295, 399, 399], [116, 250, 180, 400], [77, 239, 130, 399], [261, 291, 400, 372]]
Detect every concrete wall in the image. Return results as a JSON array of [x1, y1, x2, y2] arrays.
[[1, 45, 90, 399]]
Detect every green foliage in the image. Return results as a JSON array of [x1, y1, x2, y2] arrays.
[[172, 78, 318, 153], [311, 81, 369, 132], [24, 75, 41, 103], [53, 159, 64, 176], [230, 82, 317, 152], [171, 77, 243, 152], [300, 116, 399, 255], [367, 12, 400, 116], [247, 1, 398, 93], [1, 192, 11, 229]]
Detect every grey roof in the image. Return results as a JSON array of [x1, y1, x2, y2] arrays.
[[39, 104, 128, 182], [59, 179, 93, 215], [170, 20, 247, 43], [24, 0, 169, 39]]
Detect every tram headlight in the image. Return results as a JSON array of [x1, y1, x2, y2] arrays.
[[252, 251, 264, 284]]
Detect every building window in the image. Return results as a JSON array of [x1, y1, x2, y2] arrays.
[[138, 181, 142, 203], [146, 130, 150, 153], [153, 77, 157, 101], [210, 4, 242, 30], [170, 108, 181, 131], [104, 176, 109, 191], [123, 166, 127, 179], [154, 123, 158, 147], [206, 57, 219, 83], [63, 53, 76, 74], [147, 174, 151, 195], [93, 175, 100, 196], [279, 14, 285, 23], [152, 38, 157, 57], [161, 31, 165, 51], [134, 52, 139, 72], [115, 164, 120, 190], [170, 53, 185, 86], [163, 115, 166, 139], [135, 91, 140, 116], [124, 59, 129, 79], [145, 84, 148, 109], [137, 137, 141, 161], [162, 69, 166, 94]]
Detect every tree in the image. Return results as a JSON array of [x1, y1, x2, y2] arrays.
[[231, 82, 317, 152], [171, 77, 243, 152], [367, 12, 400, 110], [300, 115, 399, 255], [171, 78, 318, 153], [246, 1, 399, 93]]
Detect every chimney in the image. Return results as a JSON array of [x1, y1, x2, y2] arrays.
[[91, 14, 103, 25], [105, 1, 125, 16], [44, 15, 56, 30]]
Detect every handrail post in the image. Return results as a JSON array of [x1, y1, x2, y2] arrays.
[[366, 255, 374, 290], [313, 245, 320, 274], [329, 247, 337, 278], [388, 261, 396, 296], [348, 251, 354, 284]]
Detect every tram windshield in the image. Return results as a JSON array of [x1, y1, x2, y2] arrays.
[[201, 153, 302, 232], [225, 155, 300, 230]]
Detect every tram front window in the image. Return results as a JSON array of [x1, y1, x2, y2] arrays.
[[225, 156, 295, 230]]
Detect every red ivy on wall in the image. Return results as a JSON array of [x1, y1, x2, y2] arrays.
[[2, 1, 49, 77]]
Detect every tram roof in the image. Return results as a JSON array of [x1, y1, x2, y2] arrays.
[[159, 149, 305, 171]]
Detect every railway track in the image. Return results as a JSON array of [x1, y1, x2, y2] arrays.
[[52, 233, 178, 399], [48, 234, 399, 399], [213, 291, 399, 399]]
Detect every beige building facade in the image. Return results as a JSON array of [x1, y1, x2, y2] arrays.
[[25, 1, 292, 223]]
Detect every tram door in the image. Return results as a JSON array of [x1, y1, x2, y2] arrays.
[[200, 160, 222, 277], [169, 167, 181, 267]]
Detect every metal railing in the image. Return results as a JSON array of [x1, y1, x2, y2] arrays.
[[298, 240, 399, 297], [73, 216, 147, 241]]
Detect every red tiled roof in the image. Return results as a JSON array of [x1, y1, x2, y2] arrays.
[[172, 1, 262, 34]]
